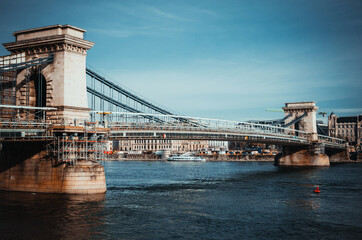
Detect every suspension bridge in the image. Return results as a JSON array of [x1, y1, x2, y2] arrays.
[[0, 25, 348, 194]]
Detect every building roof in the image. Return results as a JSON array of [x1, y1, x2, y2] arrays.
[[337, 115, 362, 123], [12, 24, 86, 36]]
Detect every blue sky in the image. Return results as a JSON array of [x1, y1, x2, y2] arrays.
[[0, 0, 361, 121]]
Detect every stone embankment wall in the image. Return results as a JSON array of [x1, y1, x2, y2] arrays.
[[117, 154, 160, 161], [202, 155, 274, 162], [112, 153, 362, 163], [0, 141, 106, 194]]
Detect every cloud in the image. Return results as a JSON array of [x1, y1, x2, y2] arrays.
[[88, 28, 133, 38], [193, 58, 238, 66], [89, 25, 170, 38], [146, 6, 193, 22], [196, 9, 220, 17]]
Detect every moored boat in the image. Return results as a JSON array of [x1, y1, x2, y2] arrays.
[[167, 152, 206, 162]]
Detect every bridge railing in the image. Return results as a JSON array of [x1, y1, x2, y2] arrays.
[[104, 112, 310, 140], [89, 112, 346, 147], [110, 122, 305, 134], [0, 105, 57, 140], [0, 120, 53, 140], [86, 112, 346, 148], [318, 135, 346, 147]]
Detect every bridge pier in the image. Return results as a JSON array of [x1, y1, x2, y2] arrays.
[[275, 145, 330, 167], [0, 141, 106, 194], [0, 25, 106, 194], [326, 148, 350, 163]]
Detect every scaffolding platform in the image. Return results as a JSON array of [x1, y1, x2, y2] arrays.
[[49, 136, 109, 165]]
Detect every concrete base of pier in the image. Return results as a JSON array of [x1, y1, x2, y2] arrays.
[[0, 141, 106, 194], [328, 150, 350, 163], [275, 146, 330, 167]]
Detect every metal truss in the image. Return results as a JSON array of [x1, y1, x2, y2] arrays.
[[86, 68, 173, 114], [87, 87, 163, 123], [86, 68, 192, 125]]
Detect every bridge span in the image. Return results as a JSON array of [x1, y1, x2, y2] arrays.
[[0, 24, 349, 195], [95, 112, 345, 150]]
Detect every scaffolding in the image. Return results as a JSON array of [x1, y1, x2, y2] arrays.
[[48, 133, 109, 166], [0, 66, 17, 119]]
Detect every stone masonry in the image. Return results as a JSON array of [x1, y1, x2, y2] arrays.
[[3, 24, 94, 125], [283, 101, 318, 141], [277, 102, 330, 166]]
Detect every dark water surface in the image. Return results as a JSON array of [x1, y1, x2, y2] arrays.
[[1, 161, 362, 239]]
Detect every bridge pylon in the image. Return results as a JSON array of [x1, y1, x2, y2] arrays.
[[282, 101, 319, 141], [0, 25, 106, 194], [275, 101, 347, 167], [3, 24, 94, 125]]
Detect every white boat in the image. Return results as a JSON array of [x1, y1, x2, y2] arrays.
[[167, 152, 206, 162]]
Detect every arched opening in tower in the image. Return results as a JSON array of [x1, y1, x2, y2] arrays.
[[295, 122, 300, 136], [30, 70, 47, 119]]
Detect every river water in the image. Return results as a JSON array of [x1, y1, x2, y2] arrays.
[[1, 161, 362, 239]]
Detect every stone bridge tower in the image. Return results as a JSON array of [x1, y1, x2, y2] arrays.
[[282, 102, 318, 141], [276, 101, 330, 167], [0, 25, 106, 194], [3, 24, 94, 125]]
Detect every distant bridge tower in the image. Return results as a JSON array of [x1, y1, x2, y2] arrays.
[[3, 24, 94, 125], [276, 101, 330, 167], [282, 102, 319, 141]]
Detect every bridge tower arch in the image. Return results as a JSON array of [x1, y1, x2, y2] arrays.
[[3, 24, 94, 125], [30, 69, 47, 119]]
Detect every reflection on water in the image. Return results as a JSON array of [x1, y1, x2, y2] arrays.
[[284, 198, 321, 210], [0, 191, 105, 239], [0, 191, 105, 203], [1, 162, 362, 239]]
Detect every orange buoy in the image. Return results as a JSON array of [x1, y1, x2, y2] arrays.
[[314, 187, 320, 193]]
